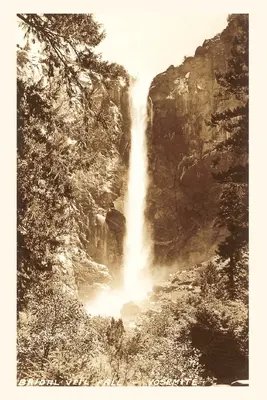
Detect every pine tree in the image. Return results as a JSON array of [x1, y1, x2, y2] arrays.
[[17, 14, 128, 311], [208, 14, 249, 299]]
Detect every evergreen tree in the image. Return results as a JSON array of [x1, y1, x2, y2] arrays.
[[17, 14, 128, 311], [208, 14, 248, 299]]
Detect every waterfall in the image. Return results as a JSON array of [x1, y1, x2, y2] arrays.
[[95, 213, 108, 264], [85, 76, 153, 317], [123, 76, 152, 301]]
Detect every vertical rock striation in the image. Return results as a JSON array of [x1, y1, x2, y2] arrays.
[[71, 76, 131, 299], [147, 16, 246, 267]]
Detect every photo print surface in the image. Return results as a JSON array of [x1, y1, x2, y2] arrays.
[[17, 13, 248, 387]]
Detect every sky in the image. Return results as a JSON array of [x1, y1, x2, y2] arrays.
[[95, 13, 229, 80], [17, 13, 229, 82]]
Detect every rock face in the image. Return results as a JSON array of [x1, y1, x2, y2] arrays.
[[71, 77, 130, 298], [73, 258, 112, 303], [106, 208, 126, 252], [147, 16, 244, 267], [106, 208, 126, 236]]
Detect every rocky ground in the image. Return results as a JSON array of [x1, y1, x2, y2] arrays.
[[119, 261, 206, 325]]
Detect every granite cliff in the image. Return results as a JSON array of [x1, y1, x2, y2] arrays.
[[69, 75, 130, 301], [17, 35, 131, 304], [147, 15, 246, 267]]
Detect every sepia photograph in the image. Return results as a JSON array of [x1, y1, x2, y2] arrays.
[[16, 10, 249, 387]]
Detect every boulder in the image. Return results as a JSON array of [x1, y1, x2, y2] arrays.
[[120, 301, 141, 319], [149, 293, 160, 302], [105, 208, 126, 234], [105, 208, 126, 259], [152, 284, 165, 294]]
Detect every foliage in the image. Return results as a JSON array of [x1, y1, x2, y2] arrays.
[[179, 260, 249, 383], [17, 76, 76, 310], [17, 14, 128, 311], [16, 14, 131, 385], [17, 270, 248, 386], [17, 14, 128, 95], [17, 13, 249, 387], [207, 14, 248, 298], [129, 304, 212, 385], [190, 293, 248, 382], [196, 262, 224, 295], [90, 304, 214, 386], [17, 278, 101, 384]]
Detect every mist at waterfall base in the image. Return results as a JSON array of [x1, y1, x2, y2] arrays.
[[85, 77, 153, 318]]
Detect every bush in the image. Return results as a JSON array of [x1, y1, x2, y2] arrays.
[[118, 303, 215, 385], [190, 295, 248, 383], [17, 278, 103, 384]]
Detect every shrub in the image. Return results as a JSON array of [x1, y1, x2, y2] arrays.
[[190, 295, 248, 383], [17, 278, 102, 384]]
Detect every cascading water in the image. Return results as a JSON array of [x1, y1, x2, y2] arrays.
[[123, 76, 152, 301], [85, 75, 153, 316]]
